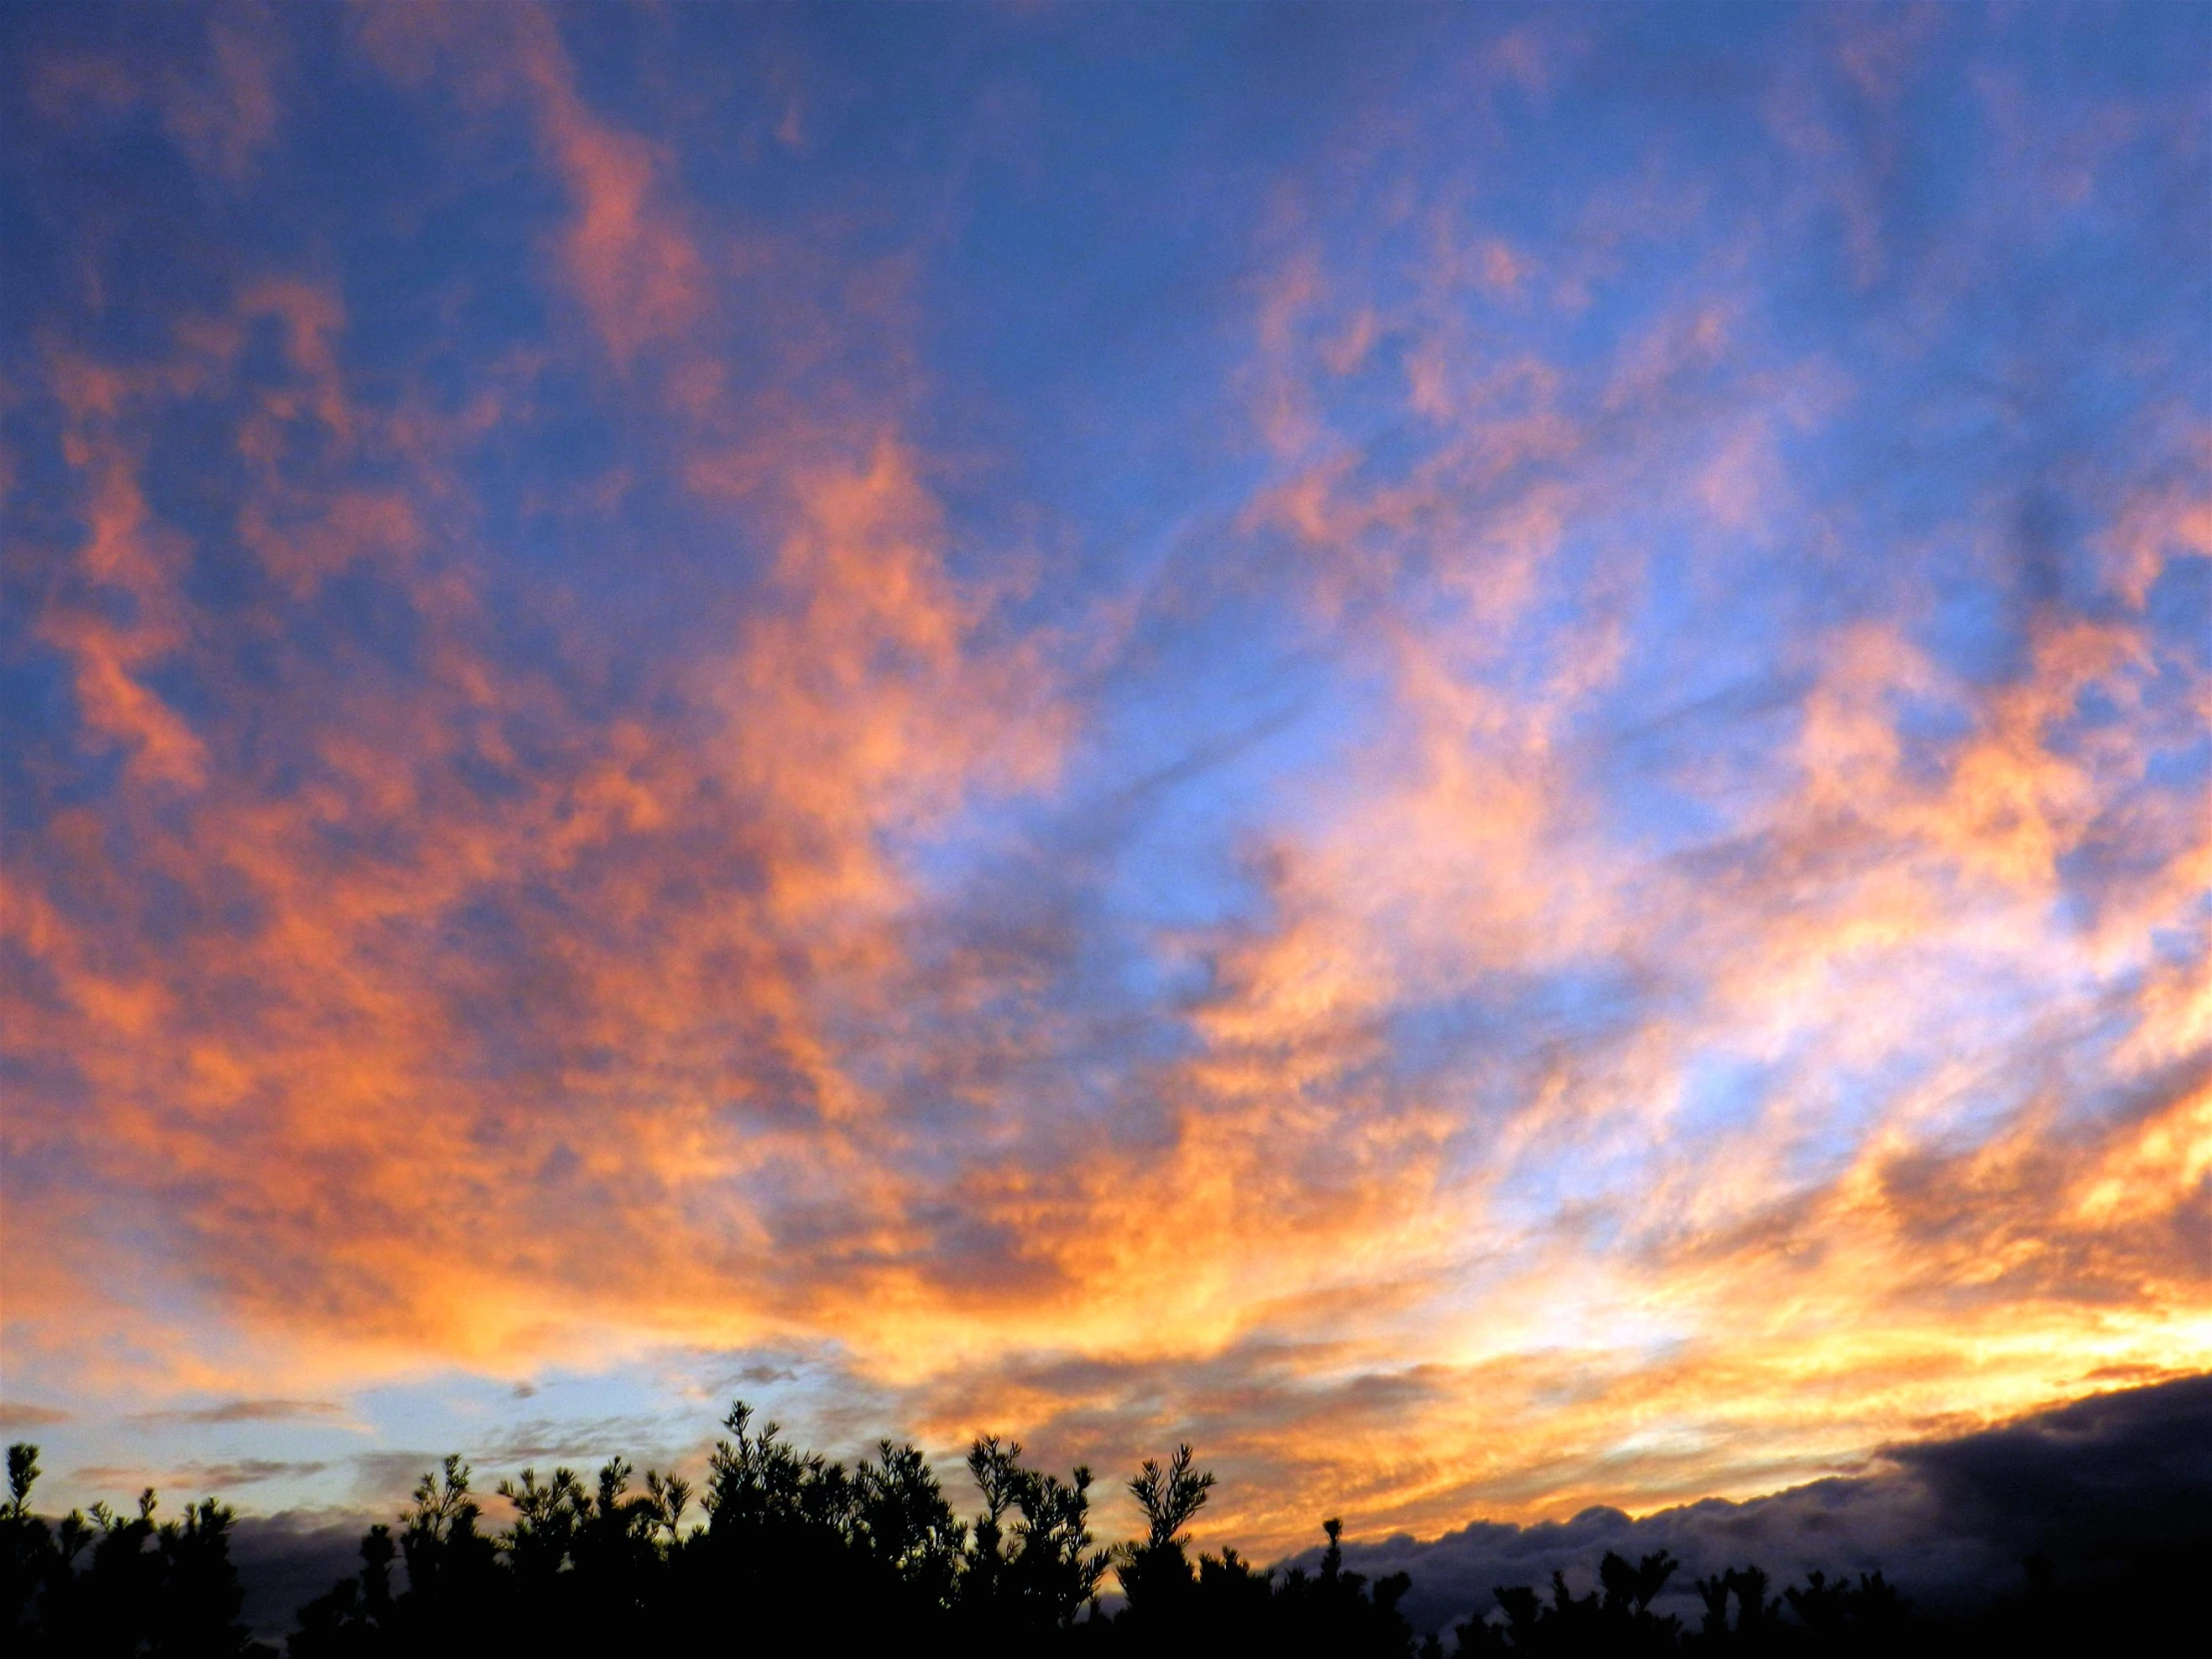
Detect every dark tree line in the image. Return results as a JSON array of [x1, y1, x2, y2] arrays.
[[2, 1411, 2188, 1656], [1449, 1552, 1912, 1654], [2, 1444, 259, 1657]]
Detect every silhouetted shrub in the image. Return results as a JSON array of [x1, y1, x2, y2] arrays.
[[3, 1418, 2194, 1655], [3, 1443, 266, 1657]]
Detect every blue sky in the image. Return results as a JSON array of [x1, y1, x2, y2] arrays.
[[2, 2, 2207, 1553]]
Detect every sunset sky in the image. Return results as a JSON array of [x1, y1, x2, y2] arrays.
[[2, 2, 2207, 1557]]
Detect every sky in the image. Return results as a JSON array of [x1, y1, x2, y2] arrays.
[[1, 0, 2207, 1562]]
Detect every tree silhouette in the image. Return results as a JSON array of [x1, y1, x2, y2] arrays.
[[1, 1444, 265, 1656], [3, 1421, 2195, 1655], [1114, 1442, 1215, 1636]]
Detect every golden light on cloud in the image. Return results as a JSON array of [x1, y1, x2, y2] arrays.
[[2, 0, 2206, 1560]]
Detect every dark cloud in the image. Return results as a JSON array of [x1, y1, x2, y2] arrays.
[[229, 1512, 373, 1640], [472, 1413, 685, 1469], [1315, 1376, 2212, 1637], [1890, 1372, 2212, 1569], [130, 1397, 343, 1426], [706, 1360, 804, 1391], [0, 1401, 71, 1428], [183, 1458, 331, 1489], [63, 1457, 332, 1495]]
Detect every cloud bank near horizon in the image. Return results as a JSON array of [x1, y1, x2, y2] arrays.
[[1326, 1371, 2212, 1635], [125, 1372, 2212, 1640], [2, 2, 2207, 1554]]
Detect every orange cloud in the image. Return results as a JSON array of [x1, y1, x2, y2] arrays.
[[4, 0, 2204, 1561], [510, 17, 708, 367]]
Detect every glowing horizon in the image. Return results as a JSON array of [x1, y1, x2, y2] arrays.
[[2, 2, 2206, 1556]]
